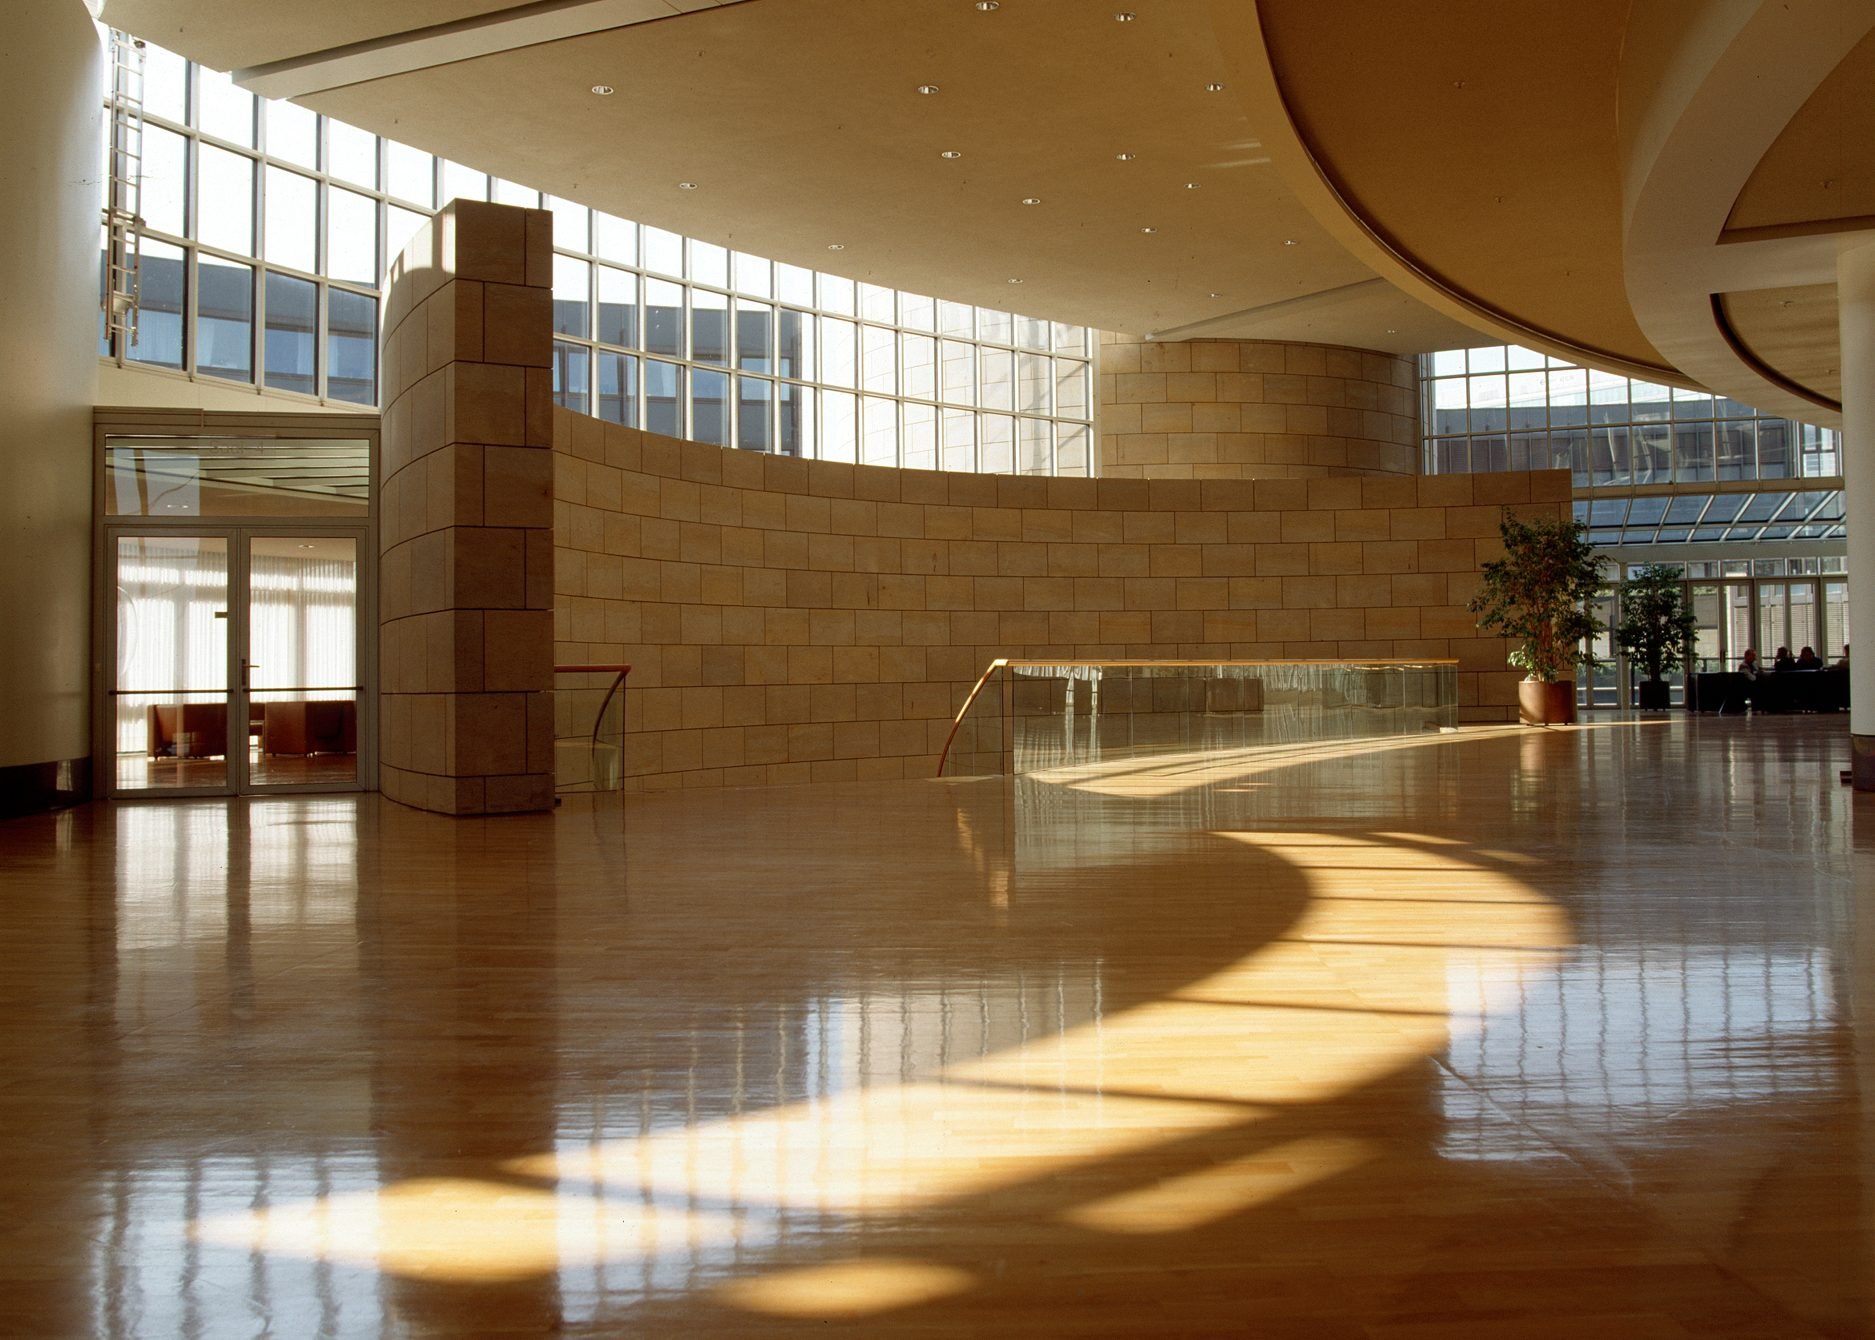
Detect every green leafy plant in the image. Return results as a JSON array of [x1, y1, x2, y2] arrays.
[[1468, 511, 1605, 683], [1615, 564, 1697, 682]]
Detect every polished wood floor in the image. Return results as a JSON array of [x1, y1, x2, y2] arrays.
[[1, 714, 1869, 1337]]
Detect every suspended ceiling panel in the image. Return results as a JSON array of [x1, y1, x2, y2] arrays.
[[1725, 27, 1875, 240], [1718, 284, 1842, 406], [100, 0, 1473, 345], [1254, 0, 1668, 374]]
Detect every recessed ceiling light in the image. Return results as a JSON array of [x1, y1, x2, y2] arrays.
[[1385, 328, 1398, 334], [1204, 82, 1225, 92], [1007, 277, 1024, 284], [1208, 291, 1223, 298], [589, 84, 614, 95], [1115, 151, 1136, 161], [940, 149, 962, 159], [1140, 226, 1157, 234], [975, 0, 999, 9], [1283, 238, 1298, 246], [827, 243, 846, 251], [677, 181, 697, 190], [917, 84, 941, 95], [1022, 196, 1042, 205], [1184, 181, 1200, 189], [1114, 10, 1136, 20]]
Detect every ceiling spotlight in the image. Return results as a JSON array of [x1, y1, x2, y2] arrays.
[[827, 243, 846, 251], [1007, 277, 1024, 284], [1114, 10, 1136, 20], [917, 83, 941, 95], [1115, 151, 1136, 161], [1184, 181, 1200, 189], [940, 149, 962, 159], [1022, 196, 1042, 205], [677, 181, 697, 190], [589, 84, 614, 95], [975, 0, 999, 8], [1140, 226, 1157, 233], [1208, 291, 1223, 298], [1283, 238, 1298, 246], [1204, 82, 1225, 92]]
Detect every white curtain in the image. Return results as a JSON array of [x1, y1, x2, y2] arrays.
[[114, 539, 357, 754]]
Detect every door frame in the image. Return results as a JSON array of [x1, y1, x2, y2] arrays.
[[100, 522, 373, 799], [91, 410, 379, 800]]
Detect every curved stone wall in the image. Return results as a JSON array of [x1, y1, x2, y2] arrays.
[[1097, 334, 1419, 479], [553, 408, 1567, 791]]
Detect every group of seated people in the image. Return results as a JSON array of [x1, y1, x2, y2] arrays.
[[1738, 643, 1848, 679]]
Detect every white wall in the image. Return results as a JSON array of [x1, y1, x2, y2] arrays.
[[0, 5, 105, 772]]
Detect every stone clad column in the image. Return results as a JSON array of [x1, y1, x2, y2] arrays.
[[1098, 334, 1420, 478], [1841, 237, 1875, 788], [378, 201, 556, 814]]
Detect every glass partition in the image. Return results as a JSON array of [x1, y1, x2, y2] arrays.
[[554, 665, 630, 793], [938, 659, 1459, 778]]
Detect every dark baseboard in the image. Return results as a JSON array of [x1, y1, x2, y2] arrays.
[[0, 757, 92, 820]]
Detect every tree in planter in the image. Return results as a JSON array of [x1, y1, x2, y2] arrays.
[[1468, 511, 1604, 723], [1615, 564, 1697, 709]]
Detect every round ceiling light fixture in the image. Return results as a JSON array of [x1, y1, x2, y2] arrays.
[[589, 84, 614, 95], [975, 0, 999, 9], [940, 149, 963, 159], [1184, 181, 1200, 189], [1114, 10, 1136, 20], [1115, 151, 1136, 161], [827, 243, 846, 251], [677, 181, 697, 190], [1021, 196, 1042, 205], [916, 83, 941, 95], [1140, 226, 1157, 234], [1283, 238, 1298, 246], [1204, 82, 1225, 92], [1007, 277, 1024, 284]]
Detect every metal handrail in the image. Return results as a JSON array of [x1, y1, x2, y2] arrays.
[[554, 664, 632, 751]]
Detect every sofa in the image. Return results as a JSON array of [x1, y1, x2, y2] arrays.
[[260, 700, 358, 756]]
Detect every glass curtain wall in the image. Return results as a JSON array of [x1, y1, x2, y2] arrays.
[[103, 37, 1096, 476], [1420, 343, 1850, 707]]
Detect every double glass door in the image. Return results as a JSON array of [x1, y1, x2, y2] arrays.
[[110, 528, 363, 796]]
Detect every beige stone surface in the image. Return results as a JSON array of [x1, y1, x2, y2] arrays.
[[554, 407, 1563, 792], [380, 201, 555, 817], [1098, 334, 1420, 480]]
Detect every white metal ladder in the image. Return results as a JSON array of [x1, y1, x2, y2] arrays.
[[103, 30, 146, 351]]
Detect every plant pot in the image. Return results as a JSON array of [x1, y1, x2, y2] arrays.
[[1636, 679, 1672, 710], [1518, 679, 1577, 726]]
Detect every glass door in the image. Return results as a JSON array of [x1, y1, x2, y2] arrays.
[[246, 534, 361, 789], [108, 528, 363, 796], [111, 533, 235, 794]]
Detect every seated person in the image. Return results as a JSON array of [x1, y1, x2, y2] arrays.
[[1838, 644, 1851, 669], [1738, 649, 1762, 680], [1796, 645, 1822, 670], [1772, 645, 1797, 672]]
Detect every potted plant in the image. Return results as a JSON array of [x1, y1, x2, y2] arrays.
[[1614, 563, 1697, 710], [1468, 511, 1604, 725]]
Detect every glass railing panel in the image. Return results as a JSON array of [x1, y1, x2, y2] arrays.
[[937, 659, 1459, 778], [553, 664, 630, 793]]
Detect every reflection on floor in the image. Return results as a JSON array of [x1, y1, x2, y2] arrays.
[[4, 714, 1869, 1336], [115, 748, 358, 791]]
